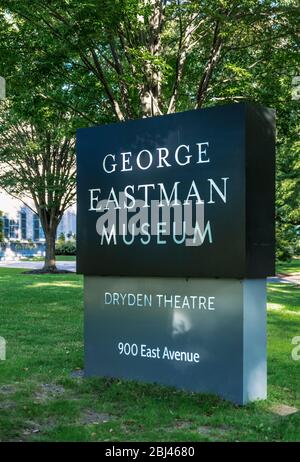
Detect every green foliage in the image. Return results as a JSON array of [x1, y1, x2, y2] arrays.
[[55, 239, 76, 256], [276, 118, 300, 260], [57, 232, 66, 243], [276, 224, 298, 261], [0, 1, 299, 258]]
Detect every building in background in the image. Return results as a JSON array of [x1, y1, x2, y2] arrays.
[[0, 192, 76, 243]]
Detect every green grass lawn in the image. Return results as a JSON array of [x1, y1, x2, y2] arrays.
[[0, 268, 299, 442], [276, 257, 300, 275]]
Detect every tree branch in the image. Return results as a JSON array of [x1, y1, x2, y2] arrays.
[[196, 20, 223, 108]]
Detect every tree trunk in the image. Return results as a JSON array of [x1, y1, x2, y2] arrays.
[[139, 0, 164, 117], [43, 227, 57, 272]]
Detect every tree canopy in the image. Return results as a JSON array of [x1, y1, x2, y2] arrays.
[[0, 0, 299, 260], [0, 97, 76, 270]]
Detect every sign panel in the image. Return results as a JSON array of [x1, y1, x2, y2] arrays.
[[0, 76, 5, 100], [84, 276, 267, 404], [77, 103, 275, 278], [77, 103, 274, 404]]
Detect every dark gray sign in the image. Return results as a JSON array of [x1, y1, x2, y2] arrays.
[[77, 103, 275, 278], [84, 276, 266, 404], [77, 103, 274, 404]]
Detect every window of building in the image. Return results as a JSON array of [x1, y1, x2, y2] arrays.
[[21, 211, 27, 240], [4, 217, 9, 239], [33, 214, 40, 241], [9, 219, 18, 239]]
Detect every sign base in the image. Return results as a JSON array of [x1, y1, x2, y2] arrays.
[[84, 277, 266, 405]]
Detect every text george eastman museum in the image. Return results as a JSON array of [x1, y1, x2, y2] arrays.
[[88, 141, 229, 246]]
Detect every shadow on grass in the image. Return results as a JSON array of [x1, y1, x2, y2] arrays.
[[268, 284, 299, 312]]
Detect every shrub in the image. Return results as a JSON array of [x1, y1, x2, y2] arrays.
[[276, 224, 298, 261], [55, 239, 76, 256], [57, 232, 65, 243]]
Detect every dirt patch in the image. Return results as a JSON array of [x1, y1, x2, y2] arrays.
[[174, 420, 193, 430], [270, 404, 298, 417], [34, 383, 65, 401], [0, 401, 16, 409], [165, 421, 232, 439], [22, 421, 42, 436], [80, 410, 114, 425], [164, 420, 193, 432], [197, 425, 232, 439], [22, 418, 56, 439], [0, 385, 17, 395], [70, 369, 84, 379]]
